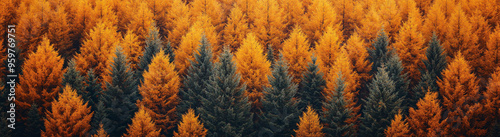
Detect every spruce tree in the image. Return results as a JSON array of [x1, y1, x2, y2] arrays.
[[299, 56, 326, 111], [368, 30, 394, 74], [360, 65, 403, 137], [101, 47, 139, 136], [412, 34, 447, 105], [267, 44, 275, 65], [197, 48, 254, 137], [137, 26, 166, 80], [61, 59, 86, 96], [259, 55, 301, 137], [178, 36, 214, 115], [85, 69, 101, 111], [321, 72, 355, 137], [23, 104, 43, 137], [384, 54, 410, 112], [165, 41, 175, 63]]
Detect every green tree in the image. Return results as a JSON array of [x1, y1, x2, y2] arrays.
[[321, 72, 355, 137], [178, 36, 214, 115], [267, 44, 275, 65], [299, 56, 326, 111], [368, 30, 394, 74], [136, 26, 172, 80], [23, 104, 43, 137], [360, 65, 403, 137], [61, 59, 86, 97], [259, 55, 301, 137], [198, 48, 254, 137], [384, 54, 410, 112]]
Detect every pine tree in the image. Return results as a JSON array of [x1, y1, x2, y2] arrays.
[[137, 26, 166, 80], [259, 55, 301, 137], [384, 54, 410, 112], [321, 72, 355, 137], [62, 59, 86, 97], [137, 50, 180, 135], [92, 124, 109, 137], [235, 33, 272, 111], [197, 48, 254, 137], [267, 44, 275, 65], [302, 0, 339, 43], [100, 47, 139, 136], [123, 107, 161, 137], [359, 65, 403, 137], [222, 6, 250, 52], [85, 69, 101, 112], [294, 106, 324, 137], [178, 36, 214, 115], [41, 86, 93, 137], [384, 111, 410, 137], [368, 30, 394, 75], [23, 104, 43, 137], [174, 109, 208, 137], [281, 26, 312, 84], [408, 92, 446, 136], [299, 56, 326, 111], [251, 0, 286, 54]]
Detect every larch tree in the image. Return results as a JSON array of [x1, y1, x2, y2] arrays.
[[357, 0, 401, 42], [481, 26, 500, 77], [145, 0, 171, 36], [279, 0, 306, 33], [93, 0, 119, 29], [41, 86, 93, 137], [294, 106, 324, 137], [166, 0, 190, 47], [343, 32, 372, 95], [408, 92, 447, 136], [123, 107, 161, 137], [235, 33, 272, 112], [177, 36, 214, 115], [120, 30, 143, 71], [136, 26, 169, 80], [48, 5, 72, 60], [92, 124, 109, 137], [127, 2, 155, 44], [330, 0, 363, 37], [197, 48, 254, 137], [235, 0, 257, 23], [16, 0, 52, 56], [281, 26, 312, 84], [222, 6, 249, 52], [251, 0, 286, 55], [484, 67, 500, 136], [421, 1, 447, 42], [315, 26, 343, 74], [174, 109, 208, 137], [359, 65, 403, 137], [321, 72, 355, 137], [16, 37, 65, 117], [100, 48, 139, 137], [299, 56, 326, 111], [137, 50, 180, 135], [259, 55, 301, 137], [70, 0, 95, 49], [384, 112, 410, 137], [437, 52, 488, 136], [302, 0, 339, 44], [189, 0, 225, 31]]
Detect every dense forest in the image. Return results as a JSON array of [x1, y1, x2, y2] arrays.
[[0, 0, 499, 136]]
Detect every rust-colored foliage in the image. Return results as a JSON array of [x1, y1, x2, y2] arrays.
[[315, 26, 342, 74], [166, 0, 190, 47], [92, 124, 109, 137], [385, 111, 410, 137], [294, 106, 324, 137], [120, 30, 143, 70], [302, 0, 339, 44], [222, 6, 249, 52], [281, 26, 312, 84], [127, 1, 154, 44], [235, 33, 272, 111], [189, 0, 225, 32], [251, 0, 286, 54], [357, 0, 401, 42], [42, 86, 93, 137], [16, 37, 65, 116], [174, 109, 208, 137], [48, 5, 72, 59], [344, 32, 372, 90], [279, 0, 305, 32], [408, 92, 447, 136], [17, 0, 52, 56], [137, 50, 180, 132], [481, 26, 500, 77], [123, 107, 161, 137]]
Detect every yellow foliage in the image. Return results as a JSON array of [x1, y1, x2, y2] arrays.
[[252, 0, 286, 54], [281, 26, 312, 84], [222, 6, 249, 52], [303, 0, 339, 44], [174, 109, 208, 137], [294, 106, 324, 137], [123, 107, 161, 137], [385, 111, 411, 137], [315, 26, 342, 74]]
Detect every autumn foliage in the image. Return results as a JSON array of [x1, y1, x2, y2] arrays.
[[123, 107, 161, 137], [294, 106, 324, 137], [174, 109, 208, 137]]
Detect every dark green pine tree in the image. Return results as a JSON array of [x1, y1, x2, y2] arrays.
[[164, 41, 175, 63], [178, 36, 214, 115], [90, 98, 107, 135], [85, 69, 101, 111], [368, 29, 394, 75], [321, 72, 355, 137], [360, 65, 403, 137], [100, 47, 139, 136], [259, 55, 301, 137], [197, 48, 254, 137], [23, 104, 43, 137], [411, 34, 447, 105], [137, 25, 168, 80], [61, 59, 86, 95], [384, 54, 410, 112], [298, 55, 326, 111], [267, 44, 275, 65]]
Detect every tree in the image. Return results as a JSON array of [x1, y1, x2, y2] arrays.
[[100, 48, 139, 136], [321, 72, 355, 137], [86, 69, 102, 131], [137, 26, 168, 80], [222, 6, 250, 52], [92, 124, 109, 137], [74, 22, 120, 81], [330, 0, 363, 37], [299, 56, 326, 111], [48, 5, 72, 60], [16, 0, 52, 56], [267, 44, 275, 65], [481, 26, 500, 77], [137, 50, 180, 135], [408, 92, 447, 136], [62, 59, 86, 97], [302, 0, 339, 44], [23, 104, 43, 137], [484, 67, 500, 136], [437, 52, 488, 136], [251, 0, 286, 54], [197, 48, 254, 137], [384, 55, 410, 112], [368, 30, 394, 74], [69, 0, 96, 51], [279, 0, 305, 32], [294, 106, 324, 137], [421, 1, 447, 42], [344, 32, 372, 91], [359, 66, 403, 137], [177, 36, 214, 115], [120, 30, 143, 70], [384, 111, 410, 137], [189, 0, 225, 31], [144, 0, 170, 37], [281, 26, 312, 84], [166, 0, 190, 47], [123, 107, 161, 137], [357, 0, 401, 42], [315, 26, 342, 74], [16, 37, 65, 117], [174, 109, 208, 137], [235, 33, 272, 111], [41, 86, 93, 137], [127, 2, 154, 44], [259, 55, 301, 137]]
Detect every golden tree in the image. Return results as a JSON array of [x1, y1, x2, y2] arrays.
[[145, 0, 171, 36], [331, 0, 363, 37], [123, 107, 161, 137], [93, 0, 118, 28], [16, 37, 65, 115], [174, 109, 208, 137], [302, 0, 339, 44], [293, 106, 324, 137], [48, 5, 72, 59], [279, 0, 305, 32], [314, 26, 342, 74], [281, 26, 312, 84], [189, 0, 225, 31], [421, 1, 447, 42], [120, 30, 143, 70], [357, 0, 401, 42], [17, 0, 52, 55], [235, 33, 272, 111], [127, 1, 155, 44], [481, 26, 500, 77], [385, 111, 410, 137], [234, 0, 257, 23], [251, 0, 286, 54], [41, 86, 93, 137], [92, 124, 109, 137], [69, 0, 96, 48], [222, 6, 249, 52], [344, 32, 372, 90], [166, 0, 190, 47], [484, 67, 500, 129], [408, 92, 447, 136], [137, 50, 180, 133]]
